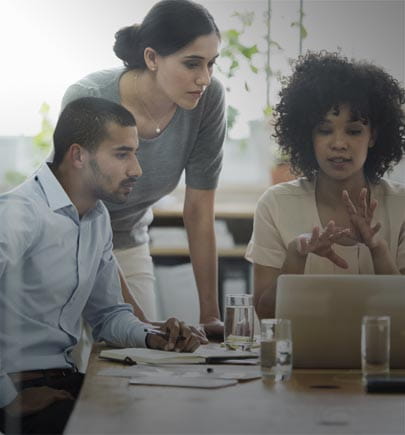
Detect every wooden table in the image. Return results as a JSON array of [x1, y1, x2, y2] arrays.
[[66, 347, 405, 434]]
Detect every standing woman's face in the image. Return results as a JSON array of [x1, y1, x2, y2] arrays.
[[153, 32, 220, 109]]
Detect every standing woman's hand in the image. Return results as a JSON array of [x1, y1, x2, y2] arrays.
[[202, 318, 224, 339], [342, 188, 382, 249]]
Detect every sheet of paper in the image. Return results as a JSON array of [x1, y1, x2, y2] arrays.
[[97, 366, 166, 378], [97, 365, 261, 381], [213, 358, 259, 365], [129, 376, 238, 389], [99, 345, 259, 365]]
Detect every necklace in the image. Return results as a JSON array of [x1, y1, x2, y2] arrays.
[[134, 74, 163, 135], [138, 95, 161, 134]]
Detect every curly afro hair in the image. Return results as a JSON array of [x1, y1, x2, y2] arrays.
[[274, 51, 405, 183]]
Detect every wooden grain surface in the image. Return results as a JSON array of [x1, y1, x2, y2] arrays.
[[65, 345, 405, 434]]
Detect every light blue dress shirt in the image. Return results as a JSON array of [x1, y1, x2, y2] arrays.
[[0, 164, 148, 407]]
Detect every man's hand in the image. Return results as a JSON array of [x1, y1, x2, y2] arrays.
[[146, 317, 201, 352], [295, 221, 351, 269], [342, 189, 382, 249], [4, 386, 74, 417], [202, 318, 224, 339], [149, 321, 208, 344]]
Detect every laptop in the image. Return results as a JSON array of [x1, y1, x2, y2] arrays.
[[275, 275, 405, 369]]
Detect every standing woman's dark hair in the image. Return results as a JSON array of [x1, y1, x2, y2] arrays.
[[113, 0, 220, 70]]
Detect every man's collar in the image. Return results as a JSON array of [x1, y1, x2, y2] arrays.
[[35, 163, 105, 219], [35, 163, 73, 212]]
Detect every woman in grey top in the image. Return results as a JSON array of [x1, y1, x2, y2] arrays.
[[62, 0, 225, 337]]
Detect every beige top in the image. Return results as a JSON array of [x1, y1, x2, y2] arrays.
[[245, 178, 405, 273]]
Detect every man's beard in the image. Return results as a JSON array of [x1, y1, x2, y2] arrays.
[[89, 159, 132, 204]]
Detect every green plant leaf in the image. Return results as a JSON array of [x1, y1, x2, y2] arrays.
[[32, 102, 54, 166], [241, 44, 259, 59], [263, 105, 273, 117], [230, 59, 239, 71], [222, 29, 240, 45], [232, 11, 255, 27], [226, 105, 239, 132]]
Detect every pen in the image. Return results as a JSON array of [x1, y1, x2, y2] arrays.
[[144, 328, 187, 341]]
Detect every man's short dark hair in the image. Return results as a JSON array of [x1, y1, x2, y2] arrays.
[[53, 97, 136, 168]]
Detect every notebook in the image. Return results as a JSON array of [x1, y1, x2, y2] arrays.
[[275, 274, 405, 369], [99, 346, 258, 365]]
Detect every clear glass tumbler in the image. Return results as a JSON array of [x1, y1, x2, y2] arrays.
[[260, 318, 292, 381], [361, 315, 390, 380], [224, 294, 254, 351]]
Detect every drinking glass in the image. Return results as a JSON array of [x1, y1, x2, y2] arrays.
[[224, 294, 254, 351], [361, 316, 390, 380], [260, 318, 292, 381]]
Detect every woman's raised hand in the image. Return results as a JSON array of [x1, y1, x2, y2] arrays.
[[295, 221, 351, 268], [342, 188, 381, 249]]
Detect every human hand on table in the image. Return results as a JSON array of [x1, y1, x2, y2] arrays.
[[146, 317, 201, 352], [150, 320, 208, 344], [201, 318, 224, 339]]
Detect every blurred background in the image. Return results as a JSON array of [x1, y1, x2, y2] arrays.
[[1, 0, 404, 192]]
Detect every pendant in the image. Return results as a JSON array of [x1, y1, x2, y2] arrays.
[[156, 127, 161, 134]]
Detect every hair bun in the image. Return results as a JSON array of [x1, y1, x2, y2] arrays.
[[113, 24, 141, 66]]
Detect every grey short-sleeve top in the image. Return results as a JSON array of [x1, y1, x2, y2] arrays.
[[62, 68, 226, 249]]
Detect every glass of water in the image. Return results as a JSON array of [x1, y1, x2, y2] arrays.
[[260, 318, 292, 381], [361, 316, 390, 380], [224, 294, 254, 351]]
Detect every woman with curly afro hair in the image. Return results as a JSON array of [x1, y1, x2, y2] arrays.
[[246, 51, 405, 319]]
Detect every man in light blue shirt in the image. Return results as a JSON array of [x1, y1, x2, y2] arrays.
[[0, 97, 200, 434]]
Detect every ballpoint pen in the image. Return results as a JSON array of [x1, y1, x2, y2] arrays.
[[144, 328, 187, 341]]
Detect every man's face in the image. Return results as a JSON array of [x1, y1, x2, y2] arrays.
[[85, 122, 141, 204]]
